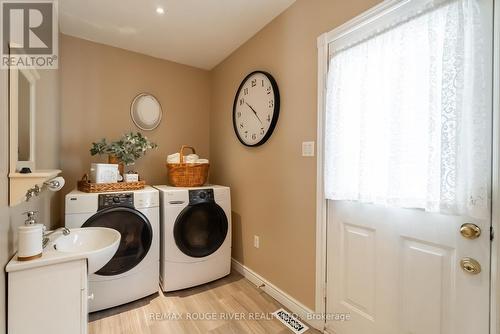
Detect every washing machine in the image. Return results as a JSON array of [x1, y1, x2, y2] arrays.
[[65, 186, 159, 312], [154, 185, 231, 291]]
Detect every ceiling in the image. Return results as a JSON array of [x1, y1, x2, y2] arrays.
[[59, 0, 296, 70]]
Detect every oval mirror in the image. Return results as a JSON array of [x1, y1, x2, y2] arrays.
[[130, 93, 162, 131]]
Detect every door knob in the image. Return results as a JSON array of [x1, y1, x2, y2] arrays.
[[460, 223, 481, 239], [460, 257, 481, 275]]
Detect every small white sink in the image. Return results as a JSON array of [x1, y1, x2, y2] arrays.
[[54, 227, 120, 274]]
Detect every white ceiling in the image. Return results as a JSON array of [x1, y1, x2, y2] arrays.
[[59, 0, 296, 70]]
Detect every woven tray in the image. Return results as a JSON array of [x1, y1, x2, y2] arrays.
[[77, 174, 146, 193]]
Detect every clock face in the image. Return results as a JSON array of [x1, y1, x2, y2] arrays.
[[232, 71, 280, 146]]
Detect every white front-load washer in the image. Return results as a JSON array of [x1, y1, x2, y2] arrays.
[[65, 186, 159, 312], [154, 185, 231, 291]]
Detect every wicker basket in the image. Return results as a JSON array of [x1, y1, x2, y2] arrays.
[[167, 145, 209, 187], [77, 174, 146, 193]]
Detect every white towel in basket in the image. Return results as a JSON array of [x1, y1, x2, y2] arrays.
[[184, 154, 199, 163], [167, 153, 180, 163]]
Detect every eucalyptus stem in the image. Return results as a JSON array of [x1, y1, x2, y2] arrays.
[[90, 132, 158, 166]]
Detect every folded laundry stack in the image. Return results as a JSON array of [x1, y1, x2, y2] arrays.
[[166, 153, 180, 163], [167, 152, 209, 164]]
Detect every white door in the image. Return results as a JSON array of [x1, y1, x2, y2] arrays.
[[323, 0, 494, 333], [326, 202, 490, 334]]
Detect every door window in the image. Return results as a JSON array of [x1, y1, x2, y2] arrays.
[[174, 202, 228, 258], [83, 207, 153, 276]]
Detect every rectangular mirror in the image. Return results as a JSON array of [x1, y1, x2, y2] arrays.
[[9, 67, 39, 172], [16, 69, 36, 168]]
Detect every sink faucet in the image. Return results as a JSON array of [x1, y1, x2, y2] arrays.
[[25, 185, 41, 201], [23, 211, 38, 225], [43, 226, 70, 249]]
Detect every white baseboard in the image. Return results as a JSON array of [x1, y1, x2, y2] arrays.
[[231, 258, 324, 332]]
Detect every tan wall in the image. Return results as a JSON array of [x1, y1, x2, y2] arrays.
[[59, 35, 211, 205], [210, 0, 381, 309], [36, 69, 62, 226]]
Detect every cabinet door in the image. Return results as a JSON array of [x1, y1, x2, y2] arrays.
[[8, 259, 87, 334], [81, 260, 88, 334]]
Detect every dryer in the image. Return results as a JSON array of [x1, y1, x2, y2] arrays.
[[65, 186, 159, 312], [155, 185, 231, 291]]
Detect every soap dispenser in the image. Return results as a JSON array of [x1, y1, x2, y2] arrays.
[[17, 211, 43, 261]]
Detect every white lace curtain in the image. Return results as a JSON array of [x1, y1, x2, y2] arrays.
[[324, 0, 491, 218]]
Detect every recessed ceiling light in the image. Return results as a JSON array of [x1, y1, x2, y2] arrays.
[[156, 7, 165, 15]]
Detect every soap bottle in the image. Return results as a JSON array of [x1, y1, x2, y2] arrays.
[[17, 211, 43, 261]]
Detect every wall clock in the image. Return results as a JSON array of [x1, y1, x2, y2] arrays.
[[232, 71, 280, 147]]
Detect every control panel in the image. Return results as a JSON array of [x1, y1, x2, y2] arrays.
[[98, 193, 134, 210], [189, 189, 214, 205]]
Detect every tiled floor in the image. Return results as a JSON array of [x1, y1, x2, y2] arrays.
[[88, 271, 320, 334]]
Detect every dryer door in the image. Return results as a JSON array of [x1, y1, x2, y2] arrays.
[[174, 202, 228, 258], [82, 206, 153, 276]]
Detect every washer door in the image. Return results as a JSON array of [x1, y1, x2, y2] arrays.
[[174, 202, 228, 258], [82, 206, 153, 276]]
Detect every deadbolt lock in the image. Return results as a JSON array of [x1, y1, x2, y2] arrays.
[[460, 257, 481, 275], [460, 223, 481, 240]]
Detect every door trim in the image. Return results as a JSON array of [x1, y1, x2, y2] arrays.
[[491, 1, 500, 333], [316, 1, 500, 333], [315, 32, 328, 320]]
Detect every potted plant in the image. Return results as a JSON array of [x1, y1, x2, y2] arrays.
[[90, 132, 158, 175]]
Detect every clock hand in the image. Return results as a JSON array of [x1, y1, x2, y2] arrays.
[[245, 102, 263, 125]]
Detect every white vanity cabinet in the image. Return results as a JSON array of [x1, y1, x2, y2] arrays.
[[7, 259, 88, 334]]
